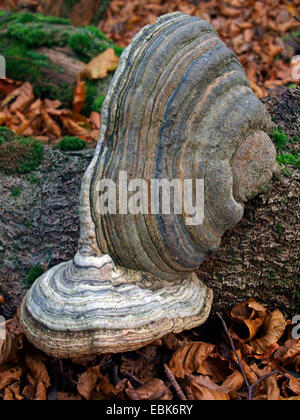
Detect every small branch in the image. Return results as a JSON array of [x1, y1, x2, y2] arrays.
[[216, 313, 250, 392], [164, 364, 187, 400], [216, 312, 290, 401], [249, 371, 290, 401]]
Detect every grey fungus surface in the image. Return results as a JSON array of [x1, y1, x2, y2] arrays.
[[20, 13, 276, 358]]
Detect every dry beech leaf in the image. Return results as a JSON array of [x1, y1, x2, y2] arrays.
[[3, 387, 14, 400], [265, 374, 281, 401], [250, 310, 286, 355], [221, 371, 244, 394], [41, 108, 62, 139], [10, 82, 34, 113], [35, 381, 47, 401], [282, 375, 300, 397], [0, 366, 23, 391], [0, 295, 4, 305], [78, 365, 100, 400], [190, 381, 230, 401], [61, 116, 90, 140], [7, 382, 23, 400], [169, 342, 232, 382], [126, 378, 172, 400], [57, 392, 82, 401], [229, 299, 267, 342], [73, 80, 86, 114], [0, 315, 24, 366], [79, 48, 119, 80], [25, 353, 51, 389], [89, 111, 101, 129], [274, 339, 300, 364]]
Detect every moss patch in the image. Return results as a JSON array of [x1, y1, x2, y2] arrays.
[[56, 136, 87, 151], [25, 264, 44, 287], [271, 128, 288, 151], [277, 152, 300, 169], [0, 136, 43, 175]]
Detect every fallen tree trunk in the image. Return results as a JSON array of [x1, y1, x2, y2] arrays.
[[0, 10, 121, 114]]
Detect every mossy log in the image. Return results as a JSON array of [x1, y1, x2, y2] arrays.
[[0, 10, 122, 114], [0, 89, 299, 321]]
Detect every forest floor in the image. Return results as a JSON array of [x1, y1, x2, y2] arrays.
[[0, 1, 299, 401]]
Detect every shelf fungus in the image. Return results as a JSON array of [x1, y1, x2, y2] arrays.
[[20, 13, 277, 358]]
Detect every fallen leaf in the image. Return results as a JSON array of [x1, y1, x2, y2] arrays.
[[221, 370, 244, 394], [126, 378, 172, 400], [190, 381, 230, 401], [25, 353, 51, 388], [78, 365, 100, 400], [79, 48, 119, 80], [0, 366, 23, 391], [250, 310, 286, 355], [10, 83, 34, 113], [73, 79, 86, 114]]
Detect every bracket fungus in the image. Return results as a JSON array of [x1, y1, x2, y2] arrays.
[[20, 13, 277, 358]]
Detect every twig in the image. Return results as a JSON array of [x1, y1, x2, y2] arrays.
[[216, 313, 251, 394], [164, 363, 187, 400], [248, 370, 290, 401], [216, 312, 290, 401]]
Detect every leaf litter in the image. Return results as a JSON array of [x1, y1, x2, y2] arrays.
[[0, 299, 299, 400]]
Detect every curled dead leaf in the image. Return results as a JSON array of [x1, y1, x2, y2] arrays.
[[250, 310, 286, 355], [126, 378, 172, 400], [73, 80, 86, 114], [79, 48, 119, 80], [25, 353, 51, 389], [77, 365, 100, 400]]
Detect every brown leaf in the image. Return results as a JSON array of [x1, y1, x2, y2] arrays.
[[79, 48, 119, 80], [0, 295, 4, 304], [77, 365, 100, 400], [89, 111, 101, 129], [41, 108, 62, 139], [221, 371, 244, 394], [190, 381, 230, 401], [282, 375, 300, 397], [250, 310, 286, 355], [126, 378, 172, 400], [57, 392, 82, 401], [73, 80, 86, 114], [274, 339, 300, 364], [169, 342, 232, 382], [0, 316, 24, 366], [265, 374, 281, 401], [10, 82, 34, 113], [35, 381, 47, 400], [25, 353, 51, 388], [61, 116, 90, 140], [3, 387, 14, 400], [0, 366, 23, 390]]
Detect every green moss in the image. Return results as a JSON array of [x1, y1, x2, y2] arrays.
[[82, 78, 112, 115], [277, 222, 283, 236], [0, 127, 16, 143], [91, 95, 106, 112], [10, 186, 21, 197], [0, 137, 43, 175], [25, 264, 44, 287], [277, 153, 300, 169], [271, 128, 288, 151], [57, 136, 87, 151], [69, 26, 122, 61]]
